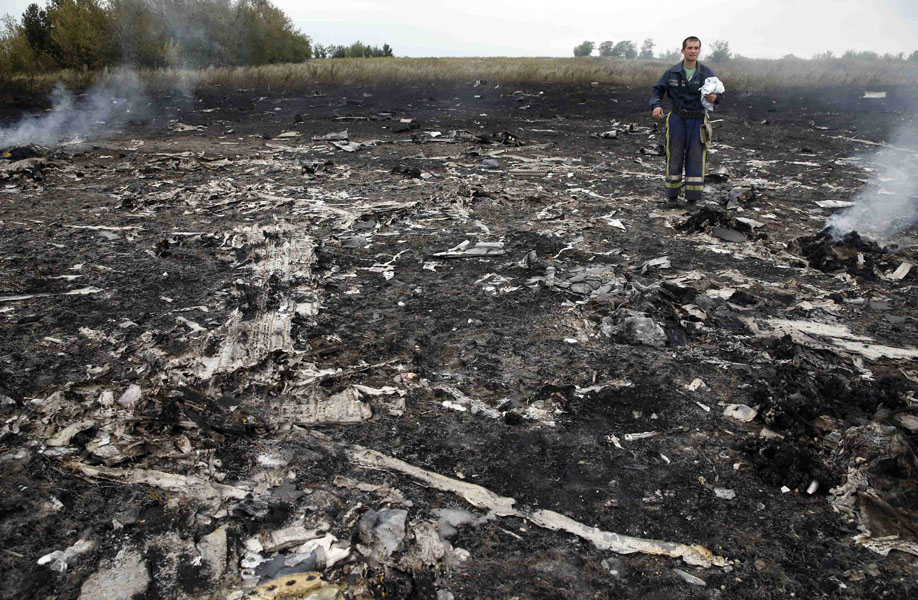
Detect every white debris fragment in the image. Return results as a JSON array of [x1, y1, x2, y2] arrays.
[[46, 420, 95, 447], [0, 287, 103, 302], [686, 378, 707, 392], [38, 539, 96, 572], [714, 488, 736, 501], [260, 526, 325, 553], [723, 404, 757, 423], [348, 446, 729, 568], [816, 200, 856, 209], [433, 240, 505, 258], [623, 432, 658, 442], [673, 568, 707, 586], [118, 384, 142, 408], [887, 262, 913, 281]]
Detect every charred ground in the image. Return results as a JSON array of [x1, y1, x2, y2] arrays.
[[1, 82, 917, 599]]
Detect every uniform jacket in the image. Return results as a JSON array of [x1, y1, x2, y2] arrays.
[[649, 61, 722, 112]]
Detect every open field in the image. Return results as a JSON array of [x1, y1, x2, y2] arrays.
[[1, 81, 918, 598], [4, 55, 918, 106]]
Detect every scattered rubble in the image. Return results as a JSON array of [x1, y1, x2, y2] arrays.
[[1, 83, 917, 598]]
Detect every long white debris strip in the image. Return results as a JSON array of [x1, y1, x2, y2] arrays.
[[348, 446, 729, 568]]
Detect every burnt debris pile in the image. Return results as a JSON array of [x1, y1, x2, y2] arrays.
[[797, 227, 911, 280]]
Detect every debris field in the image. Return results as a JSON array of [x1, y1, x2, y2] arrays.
[[1, 83, 917, 599]]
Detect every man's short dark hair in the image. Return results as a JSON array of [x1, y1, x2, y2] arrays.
[[682, 36, 701, 49]]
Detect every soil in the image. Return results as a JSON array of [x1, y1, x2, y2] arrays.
[[1, 81, 917, 599]]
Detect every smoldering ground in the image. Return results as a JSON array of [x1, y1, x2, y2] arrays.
[[0, 71, 154, 147], [827, 125, 918, 243]]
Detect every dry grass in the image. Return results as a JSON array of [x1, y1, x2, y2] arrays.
[[5, 56, 918, 99]]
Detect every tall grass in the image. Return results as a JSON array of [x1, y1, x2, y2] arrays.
[[5, 56, 918, 99]]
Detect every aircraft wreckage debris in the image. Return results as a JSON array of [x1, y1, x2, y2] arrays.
[[1, 84, 917, 598]]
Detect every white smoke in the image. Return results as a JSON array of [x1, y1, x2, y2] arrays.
[[827, 127, 918, 243], [0, 70, 150, 148]]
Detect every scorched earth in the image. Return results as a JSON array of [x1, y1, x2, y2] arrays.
[[1, 82, 917, 599]]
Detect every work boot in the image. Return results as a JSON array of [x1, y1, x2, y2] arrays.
[[664, 197, 680, 208]]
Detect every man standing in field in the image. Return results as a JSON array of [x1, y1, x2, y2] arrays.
[[650, 36, 721, 206]]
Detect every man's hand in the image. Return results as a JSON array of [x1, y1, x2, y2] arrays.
[[704, 93, 717, 103], [652, 107, 664, 120]]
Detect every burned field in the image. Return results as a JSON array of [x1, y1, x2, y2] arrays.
[[1, 82, 918, 599]]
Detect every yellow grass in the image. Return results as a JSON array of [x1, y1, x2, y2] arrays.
[[6, 56, 918, 97]]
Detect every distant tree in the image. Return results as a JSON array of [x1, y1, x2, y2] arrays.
[[639, 38, 655, 59], [573, 40, 594, 57], [1, 14, 46, 77], [232, 0, 311, 65], [659, 47, 680, 62], [22, 3, 57, 60], [312, 43, 327, 58], [880, 52, 903, 61], [707, 39, 732, 62], [782, 53, 802, 60], [109, 0, 170, 68], [598, 40, 614, 57], [329, 44, 346, 58], [813, 50, 834, 60], [612, 40, 636, 59], [381, 43, 393, 57], [909, 50, 918, 62], [842, 49, 878, 60]]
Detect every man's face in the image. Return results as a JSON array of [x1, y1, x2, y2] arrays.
[[682, 41, 701, 61]]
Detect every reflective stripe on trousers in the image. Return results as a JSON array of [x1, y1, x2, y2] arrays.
[[665, 112, 707, 201]]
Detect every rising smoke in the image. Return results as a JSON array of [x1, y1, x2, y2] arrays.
[[0, 70, 150, 148], [827, 125, 918, 243]]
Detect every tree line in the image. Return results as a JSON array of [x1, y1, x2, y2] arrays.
[[0, 0, 396, 78], [576, 38, 918, 64]]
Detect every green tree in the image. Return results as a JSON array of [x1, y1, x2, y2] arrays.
[[46, 0, 115, 69], [612, 40, 636, 59], [639, 38, 655, 59], [707, 39, 731, 62], [813, 50, 834, 60], [909, 50, 918, 62], [1, 14, 48, 77], [573, 40, 594, 57], [22, 3, 58, 60], [598, 40, 614, 57], [232, 0, 310, 65]]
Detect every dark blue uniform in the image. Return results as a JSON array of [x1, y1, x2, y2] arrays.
[[650, 62, 722, 202]]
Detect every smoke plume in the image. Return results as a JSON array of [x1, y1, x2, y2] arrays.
[[827, 126, 918, 243], [0, 70, 150, 148]]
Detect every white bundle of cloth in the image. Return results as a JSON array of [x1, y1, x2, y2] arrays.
[[700, 76, 725, 113]]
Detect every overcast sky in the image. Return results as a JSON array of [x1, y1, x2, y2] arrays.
[[2, 0, 917, 59]]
